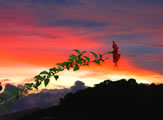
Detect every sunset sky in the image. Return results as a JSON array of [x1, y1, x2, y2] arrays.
[[0, 0, 163, 89]]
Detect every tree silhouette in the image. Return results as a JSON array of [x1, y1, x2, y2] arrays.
[[18, 79, 163, 120], [0, 82, 2, 91]]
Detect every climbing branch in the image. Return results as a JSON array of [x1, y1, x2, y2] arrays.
[[0, 48, 116, 112]]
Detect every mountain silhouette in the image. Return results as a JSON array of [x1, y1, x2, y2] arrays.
[[0, 108, 40, 120], [10, 79, 163, 119]]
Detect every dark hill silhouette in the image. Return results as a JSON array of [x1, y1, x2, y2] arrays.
[[17, 79, 163, 120], [0, 108, 40, 120]]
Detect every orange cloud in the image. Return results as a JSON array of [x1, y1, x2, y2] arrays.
[[0, 25, 104, 67], [79, 57, 163, 84]]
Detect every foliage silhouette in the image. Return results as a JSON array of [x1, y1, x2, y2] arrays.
[[0, 82, 2, 91], [0, 41, 120, 112], [17, 79, 163, 120]]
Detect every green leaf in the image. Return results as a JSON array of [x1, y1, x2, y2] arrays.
[[35, 80, 41, 87], [99, 54, 104, 61], [81, 58, 86, 63], [80, 51, 87, 55], [76, 59, 82, 64], [44, 79, 50, 87], [69, 62, 73, 67], [25, 84, 32, 90], [83, 56, 90, 62], [33, 85, 38, 90], [25, 83, 34, 88], [21, 88, 28, 93], [108, 51, 113, 54], [40, 71, 49, 75], [34, 75, 44, 80], [90, 51, 98, 59], [56, 63, 64, 67], [69, 54, 77, 60], [65, 63, 70, 70], [27, 87, 32, 90], [68, 58, 73, 62], [77, 55, 82, 61], [54, 75, 59, 80], [93, 60, 100, 64], [57, 67, 64, 71], [47, 72, 51, 79], [74, 49, 81, 54], [73, 64, 79, 71], [49, 67, 57, 72], [0, 104, 10, 112]]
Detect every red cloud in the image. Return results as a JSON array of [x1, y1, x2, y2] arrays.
[[0, 25, 105, 67]]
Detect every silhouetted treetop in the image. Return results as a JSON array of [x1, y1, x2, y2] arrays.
[[18, 79, 163, 120], [0, 83, 2, 91]]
